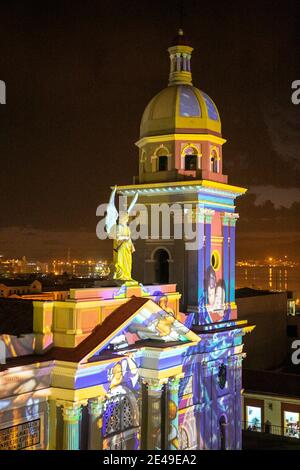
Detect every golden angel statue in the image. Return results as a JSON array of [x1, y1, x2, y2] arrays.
[[105, 186, 138, 283]]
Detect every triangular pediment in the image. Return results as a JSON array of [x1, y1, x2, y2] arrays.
[[81, 296, 200, 363]]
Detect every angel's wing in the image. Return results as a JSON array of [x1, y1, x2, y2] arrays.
[[127, 191, 139, 215], [105, 186, 119, 236]]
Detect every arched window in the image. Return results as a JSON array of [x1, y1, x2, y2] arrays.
[[102, 394, 139, 450], [154, 248, 170, 284], [103, 395, 134, 438], [210, 150, 219, 173], [158, 155, 168, 171], [153, 146, 170, 172], [181, 145, 201, 171], [185, 154, 197, 170]]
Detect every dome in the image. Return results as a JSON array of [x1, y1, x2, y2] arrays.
[[140, 84, 221, 138]]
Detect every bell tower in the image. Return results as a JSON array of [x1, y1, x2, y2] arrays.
[[117, 30, 246, 326], [114, 30, 253, 451], [137, 29, 227, 189]]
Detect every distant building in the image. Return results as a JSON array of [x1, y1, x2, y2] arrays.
[[236, 288, 288, 370], [236, 289, 300, 445], [243, 369, 300, 440], [0, 279, 42, 298], [0, 257, 48, 275]]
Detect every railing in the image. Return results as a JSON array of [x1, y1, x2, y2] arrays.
[[242, 421, 300, 439]]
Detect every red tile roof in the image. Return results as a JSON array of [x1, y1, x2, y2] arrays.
[[0, 296, 149, 370]]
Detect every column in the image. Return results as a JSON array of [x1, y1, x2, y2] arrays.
[[143, 378, 166, 450], [234, 354, 244, 450], [229, 214, 239, 303], [204, 209, 214, 324], [176, 53, 181, 71], [221, 213, 230, 311], [168, 376, 182, 450], [201, 361, 213, 449], [88, 397, 105, 450], [170, 54, 175, 73], [59, 401, 84, 450], [187, 54, 191, 72], [196, 207, 205, 324]]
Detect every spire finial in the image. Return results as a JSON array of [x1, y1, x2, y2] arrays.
[[179, 0, 184, 32], [167, 30, 193, 86]]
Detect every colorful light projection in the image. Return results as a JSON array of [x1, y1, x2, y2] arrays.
[[206, 266, 228, 323], [196, 208, 238, 326], [102, 357, 140, 450]]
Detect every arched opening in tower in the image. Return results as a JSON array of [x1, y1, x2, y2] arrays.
[[158, 156, 168, 171], [185, 154, 197, 171], [154, 249, 170, 284]]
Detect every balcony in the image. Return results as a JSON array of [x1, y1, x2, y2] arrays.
[[242, 422, 300, 450]]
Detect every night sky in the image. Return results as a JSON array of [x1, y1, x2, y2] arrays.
[[0, 0, 299, 261]]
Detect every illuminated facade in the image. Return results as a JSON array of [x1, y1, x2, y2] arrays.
[[0, 31, 253, 451]]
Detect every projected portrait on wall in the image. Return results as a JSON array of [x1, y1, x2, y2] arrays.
[[107, 357, 139, 396], [205, 266, 227, 323]]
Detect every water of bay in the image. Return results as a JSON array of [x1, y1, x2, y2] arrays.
[[236, 265, 300, 300]]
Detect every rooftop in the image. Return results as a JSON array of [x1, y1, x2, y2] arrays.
[[236, 287, 287, 299], [243, 369, 300, 398]]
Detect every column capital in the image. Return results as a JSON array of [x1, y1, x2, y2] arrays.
[[57, 400, 85, 423], [229, 353, 245, 367], [168, 374, 184, 392], [221, 213, 231, 226], [142, 377, 168, 395], [222, 212, 239, 226], [198, 208, 215, 223], [88, 397, 105, 417]]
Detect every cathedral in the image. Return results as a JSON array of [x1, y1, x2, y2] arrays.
[[0, 31, 253, 451]]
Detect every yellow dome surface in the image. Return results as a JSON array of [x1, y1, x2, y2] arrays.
[[140, 84, 221, 138]]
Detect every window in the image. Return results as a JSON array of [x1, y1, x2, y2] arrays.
[[246, 406, 262, 432], [284, 411, 300, 439], [181, 145, 200, 171], [154, 146, 170, 172], [211, 250, 220, 271], [201, 92, 219, 121], [103, 395, 134, 438], [158, 156, 168, 171], [179, 86, 201, 117], [185, 155, 197, 170], [210, 150, 219, 173], [218, 364, 227, 389]]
